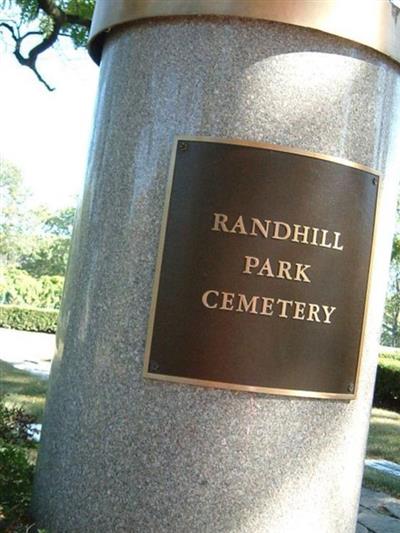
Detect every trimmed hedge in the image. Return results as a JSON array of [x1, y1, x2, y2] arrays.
[[0, 305, 58, 333], [379, 349, 400, 361], [374, 356, 400, 412]]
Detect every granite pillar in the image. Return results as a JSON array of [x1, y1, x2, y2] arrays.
[[33, 17, 400, 533]]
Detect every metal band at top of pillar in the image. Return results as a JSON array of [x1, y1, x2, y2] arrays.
[[88, 0, 400, 66]]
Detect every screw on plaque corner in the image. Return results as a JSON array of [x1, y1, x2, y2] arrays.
[[372, 177, 377, 186], [347, 383, 355, 393], [149, 360, 160, 373], [178, 141, 188, 151]]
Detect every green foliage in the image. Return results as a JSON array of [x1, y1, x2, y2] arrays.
[[381, 198, 400, 347], [0, 267, 64, 308], [373, 356, 400, 412], [0, 304, 58, 333], [0, 159, 32, 265], [0, 397, 36, 529], [1, 1, 94, 89], [14, 0, 95, 47], [20, 238, 71, 278], [0, 159, 25, 203], [391, 234, 400, 262], [0, 167, 73, 309], [381, 275, 400, 347], [43, 206, 75, 236], [0, 439, 34, 527], [38, 274, 64, 307], [19, 206, 75, 278], [1, 267, 41, 306], [0, 397, 46, 531], [13, 0, 39, 23], [0, 400, 37, 448], [380, 349, 400, 361], [0, 159, 69, 276]]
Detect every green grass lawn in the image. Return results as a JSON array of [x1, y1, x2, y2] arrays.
[[367, 408, 400, 463], [0, 360, 48, 421], [363, 408, 400, 498], [363, 468, 400, 498]]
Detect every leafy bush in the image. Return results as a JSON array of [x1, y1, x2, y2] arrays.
[[0, 267, 64, 309], [37, 275, 64, 309], [0, 267, 41, 306], [0, 398, 37, 530], [0, 305, 58, 333], [0, 401, 38, 447], [374, 356, 400, 412], [0, 440, 34, 528]]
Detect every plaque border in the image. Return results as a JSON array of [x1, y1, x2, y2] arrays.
[[143, 136, 381, 400]]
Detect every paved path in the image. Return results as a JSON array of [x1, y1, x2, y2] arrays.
[[1, 328, 399, 531], [357, 488, 400, 532]]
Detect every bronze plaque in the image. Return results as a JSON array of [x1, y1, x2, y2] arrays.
[[144, 137, 379, 399]]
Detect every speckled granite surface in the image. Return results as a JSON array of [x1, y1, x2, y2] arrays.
[[33, 18, 400, 532]]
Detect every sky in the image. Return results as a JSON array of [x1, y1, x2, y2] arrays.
[[0, 34, 99, 210]]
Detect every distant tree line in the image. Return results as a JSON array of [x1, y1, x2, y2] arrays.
[[381, 201, 400, 347], [0, 158, 74, 309]]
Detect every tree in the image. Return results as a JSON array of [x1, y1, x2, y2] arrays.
[[381, 203, 400, 347], [0, 156, 75, 308], [0, 159, 33, 265], [0, 0, 94, 90], [42, 206, 75, 236], [0, 156, 75, 276], [20, 206, 75, 277], [381, 248, 400, 347]]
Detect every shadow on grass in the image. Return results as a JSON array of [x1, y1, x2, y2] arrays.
[[367, 408, 400, 464], [0, 361, 48, 421], [363, 408, 400, 498]]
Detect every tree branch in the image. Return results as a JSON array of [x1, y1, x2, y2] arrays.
[[38, 0, 64, 19], [1, 1, 93, 91], [28, 61, 55, 91], [21, 31, 43, 39], [0, 20, 56, 90], [0, 21, 18, 41], [28, 19, 60, 61]]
